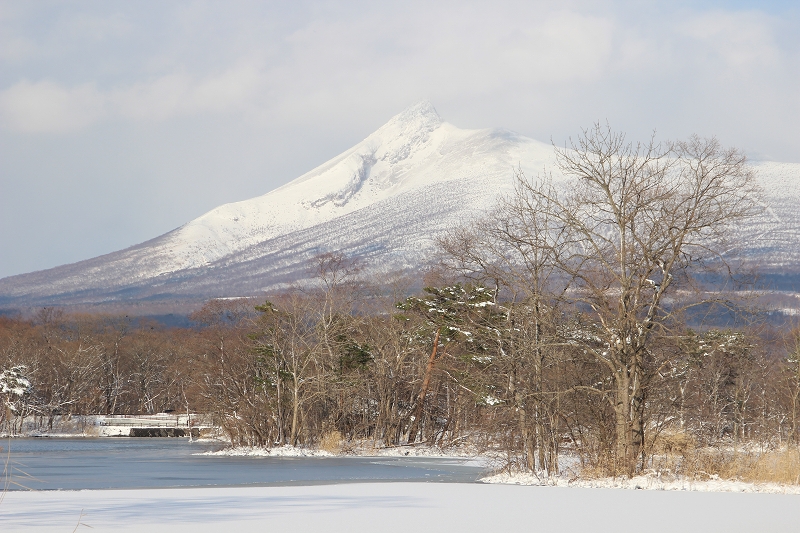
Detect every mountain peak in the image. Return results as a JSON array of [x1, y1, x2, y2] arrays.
[[375, 100, 442, 138], [395, 100, 440, 122], [3, 99, 799, 308]]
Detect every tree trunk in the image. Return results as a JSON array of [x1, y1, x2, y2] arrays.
[[408, 329, 440, 444], [291, 375, 300, 445], [614, 363, 645, 476]]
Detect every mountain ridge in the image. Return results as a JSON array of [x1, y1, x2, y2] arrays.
[[2, 102, 799, 308]]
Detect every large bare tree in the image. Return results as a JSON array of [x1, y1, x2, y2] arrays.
[[445, 124, 761, 474], [545, 126, 759, 474]]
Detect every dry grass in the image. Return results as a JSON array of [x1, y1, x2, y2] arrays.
[[649, 431, 800, 484], [319, 430, 343, 454], [683, 447, 800, 484], [568, 431, 800, 485]]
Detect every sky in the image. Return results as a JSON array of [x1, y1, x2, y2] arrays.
[[1, 0, 799, 279]]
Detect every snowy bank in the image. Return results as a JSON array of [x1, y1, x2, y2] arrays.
[[198, 445, 333, 457], [198, 443, 490, 466], [482, 471, 800, 494]]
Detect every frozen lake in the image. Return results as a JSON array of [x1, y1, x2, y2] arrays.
[[4, 439, 800, 533], [3, 438, 487, 491]]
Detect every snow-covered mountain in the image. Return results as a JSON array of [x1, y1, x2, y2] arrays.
[[1, 102, 799, 307]]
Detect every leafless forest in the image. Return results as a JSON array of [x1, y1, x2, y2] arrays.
[[3, 127, 800, 480]]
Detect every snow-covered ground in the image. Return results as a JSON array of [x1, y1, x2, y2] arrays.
[[4, 482, 800, 533], [199, 444, 334, 457], [482, 471, 800, 494], [199, 443, 492, 467]]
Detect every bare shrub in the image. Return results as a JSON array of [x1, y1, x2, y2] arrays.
[[319, 430, 344, 454]]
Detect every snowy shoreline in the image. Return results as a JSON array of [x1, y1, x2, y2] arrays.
[[7, 427, 800, 495], [481, 471, 800, 494], [198, 443, 483, 458], [197, 444, 800, 494], [196, 443, 492, 467]]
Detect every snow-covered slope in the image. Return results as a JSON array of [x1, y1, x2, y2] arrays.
[[0, 102, 798, 306], [149, 101, 553, 273], [742, 161, 800, 272]]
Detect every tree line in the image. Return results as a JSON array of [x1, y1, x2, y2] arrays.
[[3, 126, 799, 477]]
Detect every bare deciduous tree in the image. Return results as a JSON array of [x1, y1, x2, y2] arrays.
[[531, 126, 760, 474], [441, 124, 761, 475]]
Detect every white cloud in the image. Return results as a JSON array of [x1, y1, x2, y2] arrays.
[[0, 35, 38, 62], [0, 80, 104, 133], [0, 63, 266, 132], [0, 3, 793, 138], [1, 0, 800, 279], [682, 10, 780, 68], [515, 11, 615, 82], [56, 12, 134, 42], [112, 63, 265, 122]]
